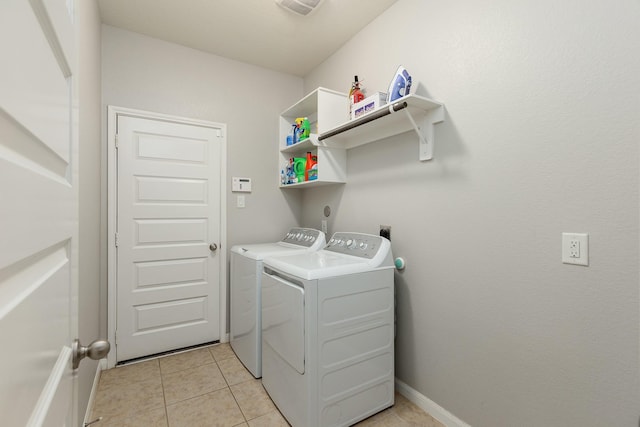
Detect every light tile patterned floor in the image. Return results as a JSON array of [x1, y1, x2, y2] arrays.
[[91, 343, 444, 427]]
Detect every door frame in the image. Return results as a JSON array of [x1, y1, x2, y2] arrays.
[[106, 105, 228, 368]]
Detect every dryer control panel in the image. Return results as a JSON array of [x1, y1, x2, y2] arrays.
[[326, 232, 387, 260], [282, 228, 323, 248]]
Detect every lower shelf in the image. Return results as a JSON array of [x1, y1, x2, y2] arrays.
[[280, 180, 345, 189]]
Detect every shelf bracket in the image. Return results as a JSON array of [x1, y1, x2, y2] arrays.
[[404, 105, 445, 161]]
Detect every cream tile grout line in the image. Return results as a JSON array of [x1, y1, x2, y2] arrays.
[[159, 351, 232, 423], [159, 359, 170, 427], [162, 346, 232, 426], [212, 346, 253, 425], [228, 383, 246, 424], [210, 344, 272, 424], [211, 346, 243, 423]]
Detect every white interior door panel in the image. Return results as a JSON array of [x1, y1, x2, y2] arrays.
[[115, 114, 224, 362], [0, 0, 77, 425]]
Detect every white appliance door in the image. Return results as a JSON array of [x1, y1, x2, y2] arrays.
[[261, 271, 305, 374], [0, 0, 78, 424], [115, 115, 223, 361]]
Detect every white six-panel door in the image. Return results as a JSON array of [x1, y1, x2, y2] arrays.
[[0, 0, 78, 425], [111, 111, 225, 363]]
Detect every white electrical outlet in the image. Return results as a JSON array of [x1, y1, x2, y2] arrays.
[[321, 220, 328, 234], [569, 240, 580, 258], [237, 195, 245, 208], [562, 233, 588, 266]]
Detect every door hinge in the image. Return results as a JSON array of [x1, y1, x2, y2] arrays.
[[114, 331, 117, 345], [115, 232, 119, 247], [216, 128, 223, 138], [115, 134, 119, 149]]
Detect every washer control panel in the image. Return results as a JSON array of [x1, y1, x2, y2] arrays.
[[325, 232, 385, 259], [282, 228, 322, 247]]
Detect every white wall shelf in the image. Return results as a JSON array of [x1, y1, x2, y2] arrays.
[[279, 88, 348, 189], [278, 89, 445, 189], [280, 134, 318, 154], [319, 94, 444, 161]]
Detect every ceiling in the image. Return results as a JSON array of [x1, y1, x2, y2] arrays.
[[97, 0, 398, 77]]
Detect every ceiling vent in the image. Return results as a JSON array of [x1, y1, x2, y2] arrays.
[[275, 0, 326, 16]]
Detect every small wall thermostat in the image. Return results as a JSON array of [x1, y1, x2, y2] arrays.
[[232, 177, 252, 192]]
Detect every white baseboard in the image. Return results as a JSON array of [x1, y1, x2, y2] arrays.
[[395, 378, 471, 427], [83, 359, 107, 425]]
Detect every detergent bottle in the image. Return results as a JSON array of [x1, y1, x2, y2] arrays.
[[295, 117, 310, 141], [348, 75, 365, 119], [305, 152, 318, 181], [301, 117, 310, 140], [293, 157, 306, 182], [286, 158, 296, 184]]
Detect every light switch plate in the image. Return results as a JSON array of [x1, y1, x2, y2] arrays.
[[562, 232, 589, 266]]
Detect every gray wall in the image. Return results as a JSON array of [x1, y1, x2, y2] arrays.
[[302, 0, 640, 426], [77, 0, 102, 422], [101, 25, 305, 333]]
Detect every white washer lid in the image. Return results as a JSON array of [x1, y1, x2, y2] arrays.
[[231, 241, 310, 260], [231, 228, 326, 260], [263, 250, 392, 280]]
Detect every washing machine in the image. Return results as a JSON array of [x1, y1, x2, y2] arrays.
[[230, 227, 325, 378], [261, 232, 395, 427]]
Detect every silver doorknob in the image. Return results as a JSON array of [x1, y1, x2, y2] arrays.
[[72, 338, 110, 369], [209, 243, 218, 252]]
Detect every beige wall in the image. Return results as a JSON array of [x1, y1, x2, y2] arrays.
[[77, 0, 103, 422], [100, 25, 305, 334], [302, 0, 640, 425]]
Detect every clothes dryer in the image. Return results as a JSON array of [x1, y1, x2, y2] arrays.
[[230, 228, 325, 378], [261, 232, 394, 427]]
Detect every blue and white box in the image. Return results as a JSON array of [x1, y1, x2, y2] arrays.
[[351, 92, 388, 120]]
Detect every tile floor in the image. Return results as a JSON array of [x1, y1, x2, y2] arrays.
[[91, 343, 444, 427]]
